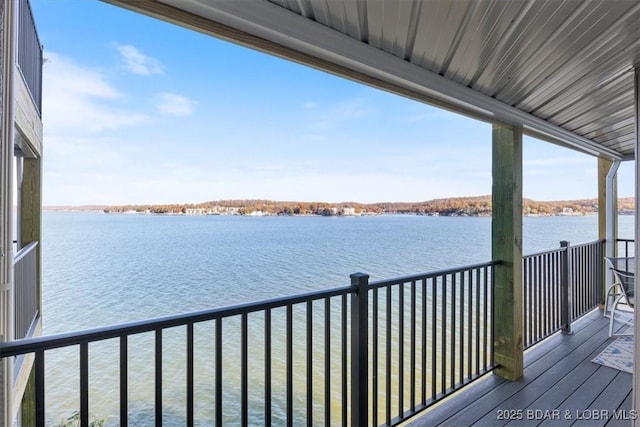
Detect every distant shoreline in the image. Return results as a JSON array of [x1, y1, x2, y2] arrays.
[[42, 210, 617, 218], [42, 195, 635, 217]]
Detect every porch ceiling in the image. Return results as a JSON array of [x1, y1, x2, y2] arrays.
[[106, 0, 640, 161]]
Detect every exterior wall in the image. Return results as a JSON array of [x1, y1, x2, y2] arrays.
[[0, 0, 14, 425], [1, 0, 43, 424]]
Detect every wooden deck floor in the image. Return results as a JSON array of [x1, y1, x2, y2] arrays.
[[407, 309, 633, 427]]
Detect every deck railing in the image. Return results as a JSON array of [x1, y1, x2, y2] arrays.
[[2, 285, 354, 426], [616, 238, 635, 258], [367, 262, 496, 425], [523, 239, 604, 349], [13, 241, 38, 341], [568, 240, 604, 320], [523, 246, 564, 348], [0, 240, 605, 426], [16, 0, 43, 115], [0, 261, 498, 426]]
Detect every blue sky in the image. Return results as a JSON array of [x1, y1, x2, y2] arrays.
[[32, 1, 634, 206]]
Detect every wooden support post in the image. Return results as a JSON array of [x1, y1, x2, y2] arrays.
[[598, 158, 618, 250], [597, 158, 611, 244], [598, 158, 619, 311], [492, 123, 523, 381]]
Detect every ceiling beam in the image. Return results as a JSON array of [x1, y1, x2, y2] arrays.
[[104, 0, 623, 160]]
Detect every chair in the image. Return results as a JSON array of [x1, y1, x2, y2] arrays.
[[604, 257, 634, 318], [608, 267, 634, 337]]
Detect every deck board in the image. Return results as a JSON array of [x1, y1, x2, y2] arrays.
[[502, 325, 623, 427], [406, 310, 633, 427]]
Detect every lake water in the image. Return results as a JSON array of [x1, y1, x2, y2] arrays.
[[40, 213, 634, 425]]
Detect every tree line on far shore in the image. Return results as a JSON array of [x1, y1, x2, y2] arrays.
[[86, 195, 636, 216]]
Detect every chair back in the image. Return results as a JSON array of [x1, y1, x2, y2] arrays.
[[611, 268, 634, 308], [605, 256, 635, 274]]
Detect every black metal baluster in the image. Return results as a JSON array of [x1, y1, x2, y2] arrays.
[[399, 282, 404, 417], [80, 342, 89, 427], [554, 252, 559, 330], [241, 313, 248, 426], [35, 349, 45, 427], [421, 278, 427, 406], [306, 301, 312, 427], [474, 268, 480, 375], [287, 304, 293, 427], [215, 319, 222, 427], [324, 298, 330, 426], [489, 266, 495, 367], [155, 328, 162, 427], [459, 271, 465, 385], [467, 269, 472, 379], [386, 285, 392, 425], [524, 258, 529, 346], [483, 268, 488, 369], [410, 280, 416, 411], [450, 273, 455, 390], [431, 277, 437, 400], [342, 294, 348, 427], [536, 255, 541, 342], [265, 309, 272, 427], [372, 288, 378, 427], [544, 253, 549, 337], [187, 323, 194, 427], [442, 275, 447, 394], [120, 335, 128, 426]]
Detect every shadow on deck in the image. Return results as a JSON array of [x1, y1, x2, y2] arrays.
[[408, 309, 633, 427]]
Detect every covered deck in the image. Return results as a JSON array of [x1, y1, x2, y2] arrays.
[[2, 0, 640, 425], [412, 309, 632, 426]]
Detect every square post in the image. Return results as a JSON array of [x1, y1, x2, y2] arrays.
[[492, 123, 523, 381], [559, 241, 573, 334], [350, 272, 369, 427]]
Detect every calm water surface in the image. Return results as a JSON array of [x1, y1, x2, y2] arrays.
[[40, 213, 634, 425]]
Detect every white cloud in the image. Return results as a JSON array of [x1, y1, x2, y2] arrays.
[[156, 92, 196, 116], [42, 52, 152, 134], [114, 44, 163, 76]]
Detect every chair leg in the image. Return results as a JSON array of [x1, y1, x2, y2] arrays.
[[604, 284, 621, 318], [609, 302, 615, 336], [604, 289, 612, 317], [608, 295, 625, 337]]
